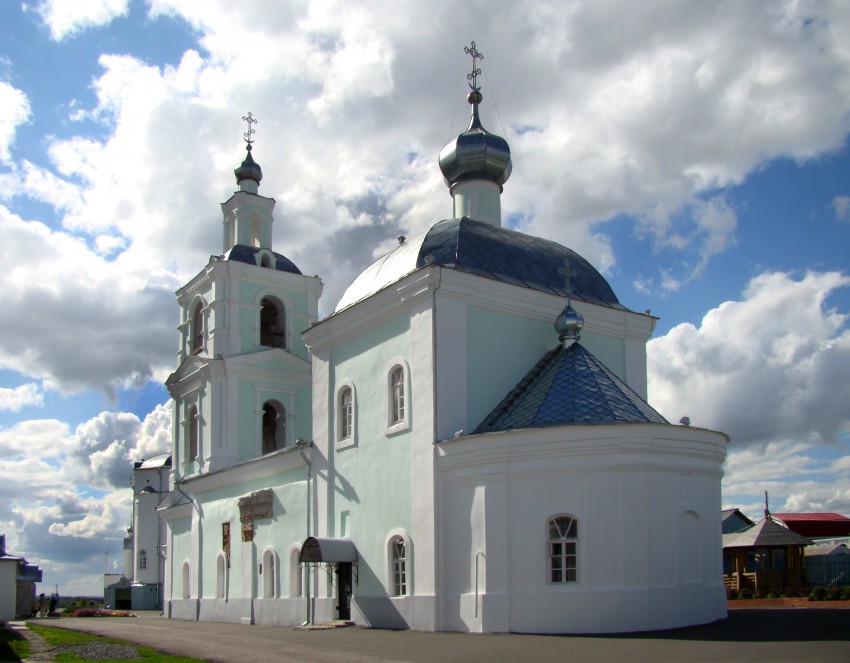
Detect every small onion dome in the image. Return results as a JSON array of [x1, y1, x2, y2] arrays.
[[234, 143, 263, 186], [555, 299, 584, 346], [439, 89, 511, 190]]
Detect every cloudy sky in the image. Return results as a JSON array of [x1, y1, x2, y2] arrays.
[[1, 0, 848, 596]]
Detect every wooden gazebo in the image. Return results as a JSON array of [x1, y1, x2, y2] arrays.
[[722, 514, 813, 595]]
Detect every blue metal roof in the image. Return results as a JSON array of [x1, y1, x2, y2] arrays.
[[420, 218, 623, 308], [225, 244, 302, 274], [474, 342, 668, 433], [336, 217, 624, 311]]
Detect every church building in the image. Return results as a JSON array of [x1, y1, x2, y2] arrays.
[[159, 46, 729, 633]]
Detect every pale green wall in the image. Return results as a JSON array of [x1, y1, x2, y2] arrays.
[[169, 517, 192, 598], [234, 373, 312, 462], [197, 467, 309, 598], [466, 305, 626, 430], [237, 280, 310, 359], [328, 312, 414, 595]]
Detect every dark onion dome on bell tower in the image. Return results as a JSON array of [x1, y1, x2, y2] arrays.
[[234, 143, 263, 190], [234, 112, 263, 194], [438, 42, 511, 226]]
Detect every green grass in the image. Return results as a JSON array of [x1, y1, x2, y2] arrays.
[[0, 626, 30, 661], [26, 623, 207, 662]]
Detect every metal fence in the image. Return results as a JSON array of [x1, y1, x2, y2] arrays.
[[806, 556, 850, 587]]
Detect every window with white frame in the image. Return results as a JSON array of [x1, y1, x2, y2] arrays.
[[259, 296, 286, 349], [138, 549, 147, 570], [187, 405, 199, 462], [262, 401, 286, 454], [389, 366, 405, 425], [390, 536, 407, 596], [548, 515, 578, 583], [339, 386, 353, 441], [262, 549, 276, 598], [191, 301, 204, 354]]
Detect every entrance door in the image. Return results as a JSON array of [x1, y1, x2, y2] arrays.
[[336, 562, 352, 620]]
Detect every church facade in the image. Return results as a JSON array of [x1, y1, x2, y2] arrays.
[[159, 54, 729, 633]]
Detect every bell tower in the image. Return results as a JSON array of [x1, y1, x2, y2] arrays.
[[166, 114, 322, 477]]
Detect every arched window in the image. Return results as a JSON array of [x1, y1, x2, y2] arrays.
[[289, 547, 304, 597], [390, 366, 405, 425], [262, 401, 286, 454], [216, 554, 227, 599], [260, 297, 286, 349], [390, 536, 407, 596], [548, 515, 578, 583], [187, 405, 199, 462], [182, 561, 190, 599], [138, 550, 147, 570], [339, 387, 353, 441], [191, 302, 204, 354], [262, 549, 276, 598]]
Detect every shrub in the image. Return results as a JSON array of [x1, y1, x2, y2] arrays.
[[739, 588, 754, 600], [811, 586, 828, 601], [765, 593, 775, 599], [65, 608, 134, 618], [727, 588, 739, 600]]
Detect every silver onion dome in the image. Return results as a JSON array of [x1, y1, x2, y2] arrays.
[[439, 42, 511, 191], [555, 299, 584, 346], [234, 143, 263, 186], [439, 89, 512, 190]]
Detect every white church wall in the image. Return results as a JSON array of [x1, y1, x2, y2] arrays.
[[437, 424, 727, 634], [165, 513, 194, 620]]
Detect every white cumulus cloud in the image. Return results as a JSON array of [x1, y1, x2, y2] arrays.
[[648, 270, 850, 447], [35, 0, 130, 41], [0, 383, 43, 412], [0, 81, 30, 162]]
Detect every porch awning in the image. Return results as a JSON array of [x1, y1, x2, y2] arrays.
[[300, 537, 357, 563]]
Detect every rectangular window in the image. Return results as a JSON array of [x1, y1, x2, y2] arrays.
[[340, 388, 353, 439], [392, 539, 407, 596], [548, 515, 578, 583], [390, 367, 405, 424]]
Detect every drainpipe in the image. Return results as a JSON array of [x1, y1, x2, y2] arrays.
[[295, 438, 313, 626]]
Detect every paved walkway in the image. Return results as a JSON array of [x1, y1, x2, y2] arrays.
[[6, 608, 849, 663]]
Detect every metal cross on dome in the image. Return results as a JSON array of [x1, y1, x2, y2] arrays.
[[242, 112, 258, 144], [464, 41, 483, 90], [559, 259, 578, 299]]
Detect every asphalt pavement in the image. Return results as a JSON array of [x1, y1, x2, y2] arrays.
[[24, 607, 850, 663]]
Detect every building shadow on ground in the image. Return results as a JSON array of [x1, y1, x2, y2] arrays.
[[582, 609, 850, 643]]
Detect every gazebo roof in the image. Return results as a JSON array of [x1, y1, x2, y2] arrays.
[[722, 516, 814, 549]]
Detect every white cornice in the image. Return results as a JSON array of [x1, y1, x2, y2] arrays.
[[179, 446, 311, 494], [304, 268, 439, 353], [303, 265, 657, 353], [166, 350, 311, 396], [158, 501, 192, 522], [176, 258, 323, 304], [436, 424, 729, 474]]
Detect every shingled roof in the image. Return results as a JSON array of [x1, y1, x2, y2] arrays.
[[722, 516, 814, 549], [474, 341, 668, 433]]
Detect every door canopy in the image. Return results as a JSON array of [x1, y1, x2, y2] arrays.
[[300, 537, 358, 563]]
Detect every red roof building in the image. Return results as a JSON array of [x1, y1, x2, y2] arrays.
[[772, 513, 850, 539]]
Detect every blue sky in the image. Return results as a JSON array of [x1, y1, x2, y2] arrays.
[[0, 0, 848, 595]]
